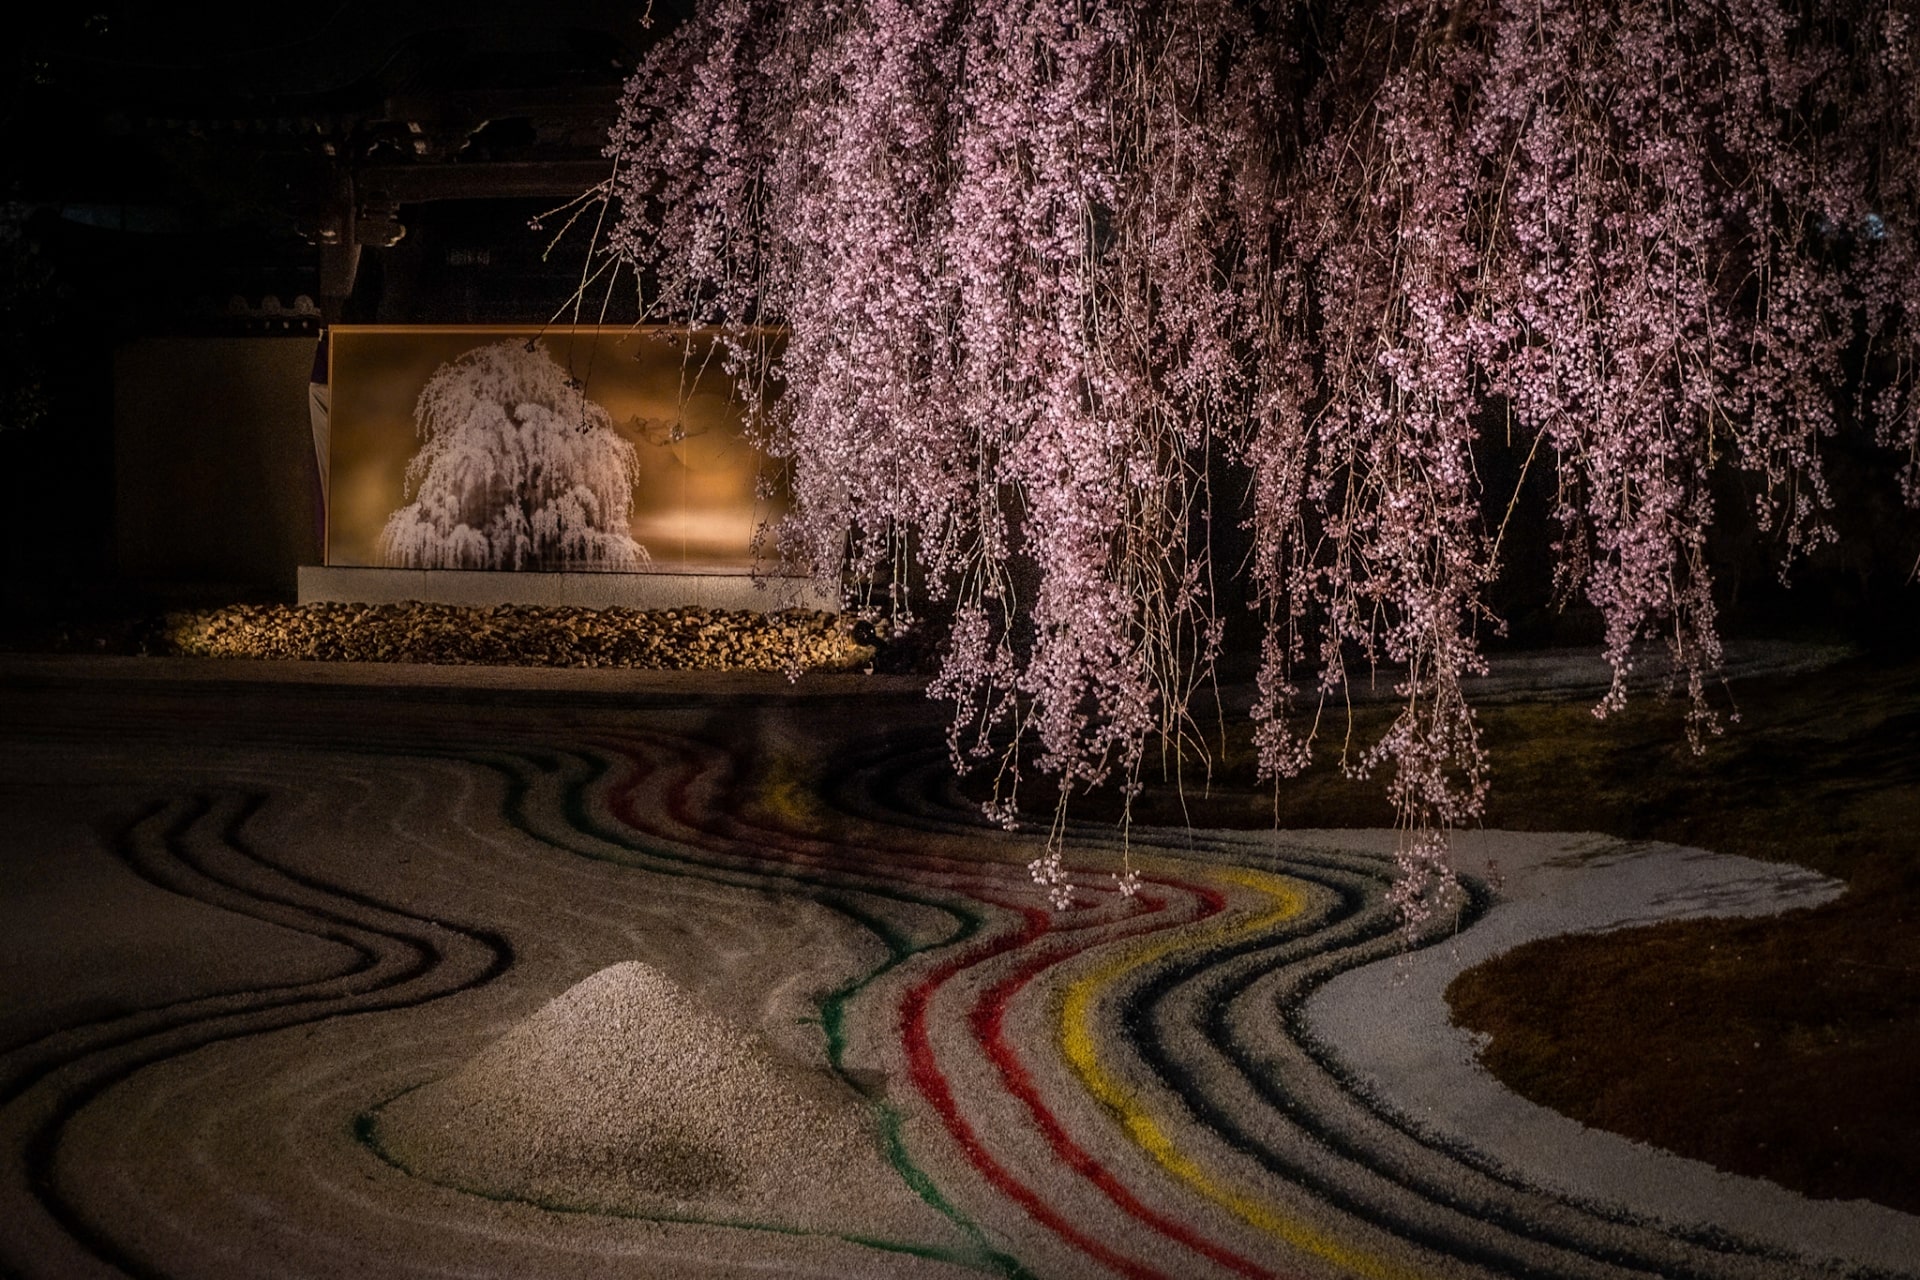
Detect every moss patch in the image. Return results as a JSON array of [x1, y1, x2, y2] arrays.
[[984, 649, 1920, 1216], [1442, 653, 1920, 1216]]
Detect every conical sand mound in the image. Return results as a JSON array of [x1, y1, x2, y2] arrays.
[[374, 962, 962, 1248]]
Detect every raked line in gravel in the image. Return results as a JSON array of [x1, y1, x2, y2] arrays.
[[1, 665, 1911, 1280]]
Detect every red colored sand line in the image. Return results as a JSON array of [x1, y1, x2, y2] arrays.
[[598, 732, 1284, 1277], [900, 907, 1176, 1280], [964, 889, 1294, 1280], [604, 732, 1060, 898], [900, 880, 1285, 1280]]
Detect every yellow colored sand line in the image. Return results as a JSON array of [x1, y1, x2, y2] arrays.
[[1059, 866, 1427, 1280]]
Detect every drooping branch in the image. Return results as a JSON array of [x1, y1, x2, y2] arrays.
[[593, 0, 1916, 923]]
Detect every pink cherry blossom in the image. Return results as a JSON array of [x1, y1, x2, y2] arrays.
[[591, 0, 1916, 926]]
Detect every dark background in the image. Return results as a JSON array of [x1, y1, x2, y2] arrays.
[[0, 2, 692, 613], [1, 1, 1912, 650]]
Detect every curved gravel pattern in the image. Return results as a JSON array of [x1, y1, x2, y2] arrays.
[[0, 656, 1910, 1279], [1300, 829, 1920, 1276]]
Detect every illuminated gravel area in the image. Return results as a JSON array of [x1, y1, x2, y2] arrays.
[[161, 602, 881, 671], [0, 654, 1910, 1279], [1302, 828, 1920, 1276]]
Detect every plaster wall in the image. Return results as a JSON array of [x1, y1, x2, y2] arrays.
[[114, 337, 321, 596]]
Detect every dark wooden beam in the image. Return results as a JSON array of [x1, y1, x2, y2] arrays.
[[356, 160, 613, 204]]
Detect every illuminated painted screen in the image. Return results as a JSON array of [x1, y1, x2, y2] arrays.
[[327, 325, 785, 572]]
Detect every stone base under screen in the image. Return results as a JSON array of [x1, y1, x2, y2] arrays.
[[297, 567, 836, 613]]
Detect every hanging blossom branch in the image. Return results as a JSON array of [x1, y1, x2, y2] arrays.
[[1853, 2, 1920, 507], [604, 0, 1291, 905], [1481, 0, 1884, 741], [1247, 5, 1508, 932], [594, 0, 1916, 926]]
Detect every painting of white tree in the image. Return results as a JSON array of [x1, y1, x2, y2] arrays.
[[378, 339, 649, 572]]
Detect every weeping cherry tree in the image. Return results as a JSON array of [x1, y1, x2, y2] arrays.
[[587, 0, 1916, 924], [381, 339, 651, 573]]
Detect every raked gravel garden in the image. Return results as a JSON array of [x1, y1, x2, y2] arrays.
[[1, 638, 1914, 1278]]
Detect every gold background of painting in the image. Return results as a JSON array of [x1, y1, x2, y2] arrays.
[[327, 326, 785, 571]]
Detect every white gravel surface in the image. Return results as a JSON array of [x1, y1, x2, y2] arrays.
[[376, 960, 944, 1244], [1299, 827, 1920, 1277], [3, 642, 1905, 1280]]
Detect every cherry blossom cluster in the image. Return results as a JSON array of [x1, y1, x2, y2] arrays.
[[595, 0, 1915, 925]]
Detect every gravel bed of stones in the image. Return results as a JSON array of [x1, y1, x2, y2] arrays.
[[373, 962, 905, 1227], [160, 602, 882, 672]]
